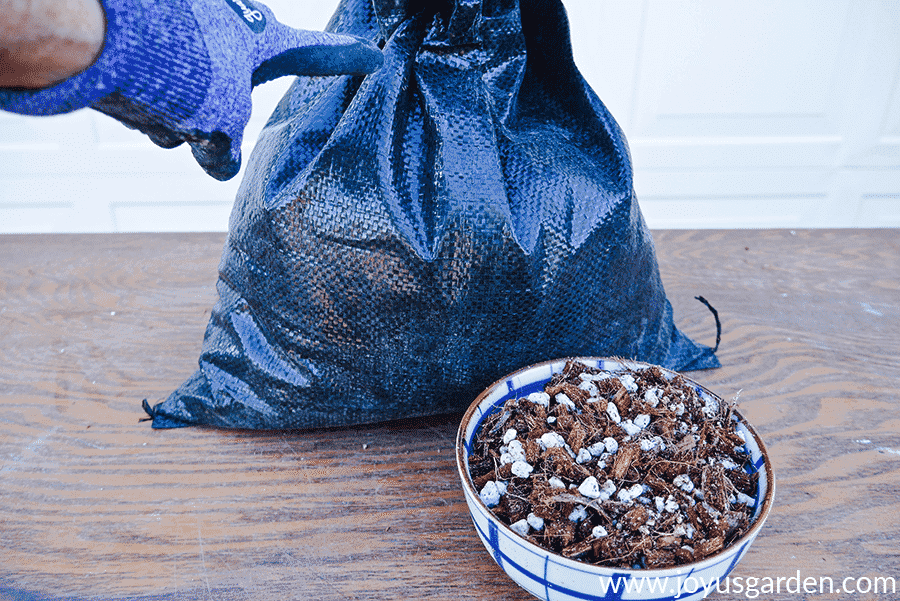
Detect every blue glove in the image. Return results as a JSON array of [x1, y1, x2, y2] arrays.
[[0, 0, 383, 180]]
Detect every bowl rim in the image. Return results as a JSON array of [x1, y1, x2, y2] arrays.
[[455, 356, 776, 577]]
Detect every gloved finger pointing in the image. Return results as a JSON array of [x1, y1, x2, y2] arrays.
[[251, 29, 383, 87], [147, 130, 186, 150], [189, 131, 242, 181]]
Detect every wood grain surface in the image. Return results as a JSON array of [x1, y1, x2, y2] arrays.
[[1, 230, 898, 601]]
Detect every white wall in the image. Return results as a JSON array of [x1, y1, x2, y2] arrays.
[[569, 0, 900, 229], [1, 0, 898, 233]]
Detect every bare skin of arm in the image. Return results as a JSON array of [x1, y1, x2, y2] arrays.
[[0, 0, 105, 88]]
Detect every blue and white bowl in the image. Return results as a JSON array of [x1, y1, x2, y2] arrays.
[[456, 357, 775, 601]]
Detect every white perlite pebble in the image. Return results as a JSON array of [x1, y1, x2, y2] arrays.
[[501, 440, 526, 464], [673, 523, 696, 540], [540, 432, 567, 450], [673, 474, 695, 493], [507, 440, 525, 462], [654, 494, 679, 513], [701, 396, 720, 418], [527, 391, 551, 407], [592, 525, 609, 538], [735, 491, 757, 507], [599, 479, 617, 500], [578, 380, 599, 397], [605, 402, 621, 423], [480, 481, 502, 507], [603, 437, 619, 454], [581, 371, 612, 382], [547, 416, 557, 424], [549, 476, 566, 489], [618, 374, 638, 392], [719, 457, 739, 470], [616, 483, 645, 503], [495, 481, 508, 496], [527, 512, 545, 531], [575, 448, 593, 464], [644, 388, 660, 407], [588, 441, 606, 457], [511, 460, 534, 478], [633, 413, 651, 429], [640, 436, 665, 452], [502, 428, 518, 444], [555, 393, 576, 409], [620, 420, 641, 436], [568, 505, 589, 522], [578, 476, 601, 499], [670, 402, 686, 416], [510, 519, 530, 537]]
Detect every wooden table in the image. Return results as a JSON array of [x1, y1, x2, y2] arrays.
[[1, 229, 897, 601]]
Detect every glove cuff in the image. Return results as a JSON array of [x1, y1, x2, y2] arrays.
[[0, 0, 211, 120]]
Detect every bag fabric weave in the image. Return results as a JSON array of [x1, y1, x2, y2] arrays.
[[146, 0, 719, 429]]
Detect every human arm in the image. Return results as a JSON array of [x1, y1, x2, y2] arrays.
[[0, 0, 105, 88], [0, 0, 382, 180]]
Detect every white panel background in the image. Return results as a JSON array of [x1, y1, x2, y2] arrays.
[[1, 0, 898, 233]]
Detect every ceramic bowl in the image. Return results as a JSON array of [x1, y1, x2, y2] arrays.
[[455, 357, 774, 601]]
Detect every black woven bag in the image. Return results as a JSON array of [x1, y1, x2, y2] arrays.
[[145, 0, 719, 429]]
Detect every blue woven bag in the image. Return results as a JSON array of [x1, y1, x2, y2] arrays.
[[145, 0, 719, 429]]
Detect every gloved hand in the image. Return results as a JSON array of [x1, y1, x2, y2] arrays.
[[0, 0, 383, 180]]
